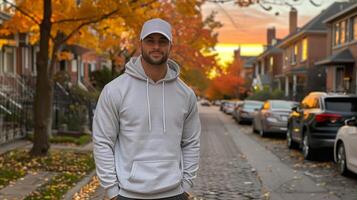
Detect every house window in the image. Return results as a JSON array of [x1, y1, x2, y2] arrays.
[[269, 57, 273, 69], [341, 20, 347, 44], [302, 38, 308, 61], [4, 47, 15, 74], [334, 23, 340, 46], [353, 16, 357, 41], [71, 60, 77, 72], [291, 45, 297, 64]]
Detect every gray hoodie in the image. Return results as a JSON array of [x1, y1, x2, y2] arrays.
[[92, 56, 201, 199]]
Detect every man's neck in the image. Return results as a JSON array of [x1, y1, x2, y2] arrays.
[[141, 57, 167, 83]]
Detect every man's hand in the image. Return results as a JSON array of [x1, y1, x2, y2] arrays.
[[110, 196, 118, 200], [184, 192, 194, 200]]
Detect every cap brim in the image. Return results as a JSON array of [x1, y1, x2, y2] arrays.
[[141, 31, 172, 41]]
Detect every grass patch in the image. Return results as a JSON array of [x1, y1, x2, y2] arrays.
[[0, 149, 95, 199], [26, 134, 92, 146], [50, 135, 92, 146]]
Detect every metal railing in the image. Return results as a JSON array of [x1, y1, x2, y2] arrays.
[[0, 73, 34, 144]]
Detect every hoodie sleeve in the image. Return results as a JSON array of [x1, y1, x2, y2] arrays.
[[181, 92, 201, 193], [92, 85, 121, 199]]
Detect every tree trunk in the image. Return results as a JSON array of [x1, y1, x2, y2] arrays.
[[30, 0, 52, 156]]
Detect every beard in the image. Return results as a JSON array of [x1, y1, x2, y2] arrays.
[[141, 48, 169, 65]]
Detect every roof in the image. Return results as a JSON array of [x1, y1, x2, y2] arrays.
[[315, 48, 355, 66], [324, 3, 357, 24], [277, 2, 352, 48]]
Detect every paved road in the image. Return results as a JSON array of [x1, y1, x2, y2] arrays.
[[192, 105, 262, 199], [89, 105, 263, 199], [88, 105, 347, 200]]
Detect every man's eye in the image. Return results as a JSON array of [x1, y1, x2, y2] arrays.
[[159, 40, 169, 44]]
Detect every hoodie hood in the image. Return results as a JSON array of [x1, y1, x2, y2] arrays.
[[124, 55, 180, 133], [125, 55, 180, 83]]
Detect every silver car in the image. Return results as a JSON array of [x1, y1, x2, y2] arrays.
[[252, 100, 297, 137], [334, 117, 357, 176], [235, 100, 263, 124]]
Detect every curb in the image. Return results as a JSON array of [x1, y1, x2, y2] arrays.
[[63, 170, 96, 200]]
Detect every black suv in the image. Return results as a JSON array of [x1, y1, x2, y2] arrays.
[[287, 92, 357, 160]]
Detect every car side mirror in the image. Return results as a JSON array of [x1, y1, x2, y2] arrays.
[[345, 117, 357, 126]]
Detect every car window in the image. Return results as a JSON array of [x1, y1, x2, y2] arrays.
[[271, 101, 296, 110], [243, 102, 263, 109], [325, 97, 357, 112]]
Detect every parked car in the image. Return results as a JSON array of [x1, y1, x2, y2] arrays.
[[224, 101, 239, 115], [220, 100, 228, 111], [334, 117, 357, 176], [252, 100, 298, 137], [235, 100, 263, 124], [232, 101, 244, 120], [200, 99, 211, 106], [287, 92, 357, 160]]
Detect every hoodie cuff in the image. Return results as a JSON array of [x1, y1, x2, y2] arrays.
[[182, 179, 193, 193], [106, 184, 120, 199]]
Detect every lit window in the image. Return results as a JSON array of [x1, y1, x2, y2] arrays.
[[341, 21, 345, 43], [302, 38, 308, 61]]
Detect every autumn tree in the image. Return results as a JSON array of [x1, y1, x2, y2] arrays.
[[205, 55, 245, 99], [157, 0, 221, 94], [0, 0, 158, 156]]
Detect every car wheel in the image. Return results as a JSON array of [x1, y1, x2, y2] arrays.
[[302, 134, 314, 160], [259, 129, 266, 137], [337, 143, 349, 176], [287, 127, 298, 149], [237, 116, 242, 124]]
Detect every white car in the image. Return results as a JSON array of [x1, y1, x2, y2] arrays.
[[334, 117, 357, 176]]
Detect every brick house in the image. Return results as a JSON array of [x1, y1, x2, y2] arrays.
[[58, 45, 110, 90], [316, 3, 357, 94], [252, 27, 283, 91], [276, 2, 351, 101]]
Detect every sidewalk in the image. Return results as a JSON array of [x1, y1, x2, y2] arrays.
[[217, 108, 340, 200], [0, 139, 95, 200]]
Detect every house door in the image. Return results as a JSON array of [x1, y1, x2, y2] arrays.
[[335, 67, 344, 92]]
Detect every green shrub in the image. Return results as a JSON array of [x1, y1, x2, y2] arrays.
[[247, 88, 285, 101]]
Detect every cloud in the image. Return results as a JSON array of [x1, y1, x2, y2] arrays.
[[202, 1, 335, 44]]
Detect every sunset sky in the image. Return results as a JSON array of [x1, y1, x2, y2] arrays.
[[201, 0, 339, 65]]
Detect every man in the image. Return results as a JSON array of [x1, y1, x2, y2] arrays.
[[93, 18, 201, 200]]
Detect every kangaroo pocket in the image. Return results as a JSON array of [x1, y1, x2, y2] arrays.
[[125, 160, 182, 194]]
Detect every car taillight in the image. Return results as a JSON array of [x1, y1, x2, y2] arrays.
[[315, 113, 342, 123]]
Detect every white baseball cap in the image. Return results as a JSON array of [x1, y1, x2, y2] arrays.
[[140, 18, 172, 42]]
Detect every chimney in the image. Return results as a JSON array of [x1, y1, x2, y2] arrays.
[[267, 27, 276, 46], [289, 7, 298, 34]]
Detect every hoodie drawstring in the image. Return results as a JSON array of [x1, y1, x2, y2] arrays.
[[146, 78, 167, 133], [146, 78, 152, 132], [162, 81, 166, 133]]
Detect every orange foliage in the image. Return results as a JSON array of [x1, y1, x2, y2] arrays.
[[205, 56, 245, 99]]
